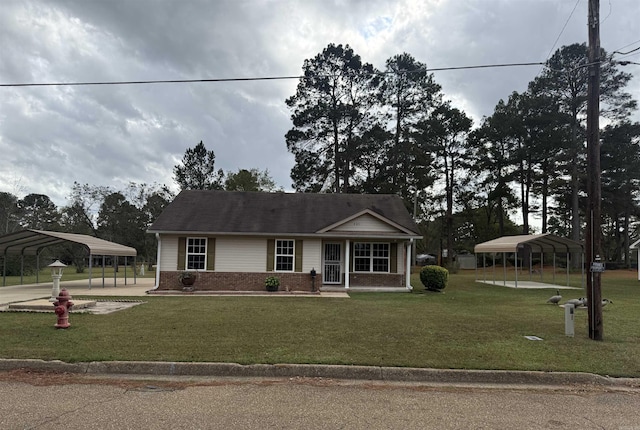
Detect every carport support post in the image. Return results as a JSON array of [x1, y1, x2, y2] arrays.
[[502, 252, 506, 286], [113, 255, 117, 287], [88, 254, 93, 289], [566, 252, 570, 288], [514, 251, 518, 288]]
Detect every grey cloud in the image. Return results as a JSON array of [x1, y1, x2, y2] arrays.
[[0, 0, 638, 208]]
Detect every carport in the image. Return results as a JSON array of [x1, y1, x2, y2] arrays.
[[0, 229, 137, 288], [474, 233, 584, 289]]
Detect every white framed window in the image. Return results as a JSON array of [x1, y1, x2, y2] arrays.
[[275, 239, 294, 272], [186, 237, 207, 270], [353, 242, 389, 273]]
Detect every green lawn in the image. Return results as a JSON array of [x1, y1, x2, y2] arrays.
[[1, 270, 639, 376]]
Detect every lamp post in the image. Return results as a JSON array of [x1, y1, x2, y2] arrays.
[[49, 260, 67, 302]]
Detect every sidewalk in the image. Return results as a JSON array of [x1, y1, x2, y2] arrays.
[[1, 277, 349, 306]]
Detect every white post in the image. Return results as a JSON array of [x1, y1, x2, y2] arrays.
[[514, 251, 519, 288], [344, 239, 350, 290], [565, 303, 575, 337], [155, 233, 161, 289], [50, 272, 62, 302], [405, 241, 412, 291]]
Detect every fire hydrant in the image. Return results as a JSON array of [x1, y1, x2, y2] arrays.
[[53, 288, 74, 329]]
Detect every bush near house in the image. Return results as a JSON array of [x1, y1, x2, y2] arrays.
[[420, 265, 449, 291]]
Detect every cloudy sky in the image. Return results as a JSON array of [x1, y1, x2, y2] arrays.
[[1, 0, 638, 208]]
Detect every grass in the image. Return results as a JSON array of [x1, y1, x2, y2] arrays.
[[1, 270, 639, 376]]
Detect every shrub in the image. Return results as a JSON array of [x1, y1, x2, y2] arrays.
[[420, 265, 449, 291], [265, 276, 280, 292]]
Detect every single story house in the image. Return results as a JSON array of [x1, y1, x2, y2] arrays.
[[148, 190, 422, 292]]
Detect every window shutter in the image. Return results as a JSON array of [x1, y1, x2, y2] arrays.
[[390, 243, 397, 273], [177, 237, 186, 270], [206, 238, 215, 271], [295, 240, 303, 272], [266, 239, 275, 271]]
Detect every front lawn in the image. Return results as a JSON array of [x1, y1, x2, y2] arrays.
[[1, 270, 638, 376]]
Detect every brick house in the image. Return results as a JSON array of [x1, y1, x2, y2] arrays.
[[148, 190, 422, 292]]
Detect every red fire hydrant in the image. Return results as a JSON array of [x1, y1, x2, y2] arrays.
[[53, 288, 74, 329]]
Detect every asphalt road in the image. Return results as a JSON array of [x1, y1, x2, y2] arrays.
[[1, 372, 640, 429]]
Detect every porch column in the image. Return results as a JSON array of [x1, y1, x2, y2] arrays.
[[344, 239, 350, 289], [405, 240, 412, 290], [155, 233, 161, 288]]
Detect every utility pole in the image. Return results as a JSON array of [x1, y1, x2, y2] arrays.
[[586, 0, 604, 340]]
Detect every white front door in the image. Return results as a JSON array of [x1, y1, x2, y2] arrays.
[[323, 243, 342, 284]]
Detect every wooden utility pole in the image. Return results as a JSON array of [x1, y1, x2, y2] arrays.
[[586, 0, 604, 340]]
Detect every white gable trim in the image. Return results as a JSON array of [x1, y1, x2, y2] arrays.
[[317, 209, 416, 235]]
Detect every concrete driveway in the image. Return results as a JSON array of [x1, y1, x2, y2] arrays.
[[0, 277, 154, 305]]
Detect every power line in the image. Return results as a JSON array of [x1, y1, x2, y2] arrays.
[[537, 0, 582, 75], [0, 62, 545, 88]]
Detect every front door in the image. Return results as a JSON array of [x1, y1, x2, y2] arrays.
[[323, 243, 342, 284]]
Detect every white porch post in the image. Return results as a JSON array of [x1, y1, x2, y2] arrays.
[[344, 239, 350, 289], [154, 233, 161, 288], [405, 240, 412, 290]]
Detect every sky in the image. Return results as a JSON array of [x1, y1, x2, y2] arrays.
[[1, 0, 639, 208]]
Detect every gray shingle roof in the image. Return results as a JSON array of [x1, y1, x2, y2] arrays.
[[148, 190, 420, 236]]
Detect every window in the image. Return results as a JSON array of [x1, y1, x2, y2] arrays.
[[186, 237, 207, 270], [275, 239, 294, 271], [353, 242, 389, 273]]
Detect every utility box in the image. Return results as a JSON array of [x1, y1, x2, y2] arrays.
[[565, 304, 575, 337]]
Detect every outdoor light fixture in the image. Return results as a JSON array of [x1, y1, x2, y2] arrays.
[[48, 260, 67, 302]]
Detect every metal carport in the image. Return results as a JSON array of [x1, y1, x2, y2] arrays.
[[0, 229, 137, 288], [474, 233, 584, 289]]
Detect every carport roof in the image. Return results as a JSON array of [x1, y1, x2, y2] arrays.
[[474, 233, 583, 254], [0, 229, 137, 257]]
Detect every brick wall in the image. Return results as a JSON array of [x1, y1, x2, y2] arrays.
[[159, 271, 318, 292], [349, 273, 404, 288], [159, 271, 404, 291]]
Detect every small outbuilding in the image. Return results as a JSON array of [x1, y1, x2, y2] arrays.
[[474, 233, 584, 289]]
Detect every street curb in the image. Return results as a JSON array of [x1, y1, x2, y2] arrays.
[[1, 359, 637, 387]]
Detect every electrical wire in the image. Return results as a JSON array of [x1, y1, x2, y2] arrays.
[[537, 0, 582, 76], [0, 62, 545, 88]]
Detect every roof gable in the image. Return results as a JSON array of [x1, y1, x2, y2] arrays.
[[148, 190, 420, 237], [317, 209, 413, 235]]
